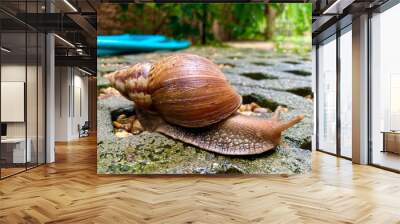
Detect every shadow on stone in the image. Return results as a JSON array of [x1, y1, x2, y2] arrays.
[[242, 93, 286, 111], [111, 106, 135, 121], [228, 56, 244, 59], [252, 62, 273, 66], [301, 57, 311, 61], [218, 63, 236, 68], [286, 87, 313, 97], [97, 83, 111, 90], [240, 72, 278, 80], [285, 70, 311, 76], [300, 139, 312, 150], [284, 61, 301, 65]]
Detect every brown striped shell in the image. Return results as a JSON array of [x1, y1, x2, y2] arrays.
[[107, 53, 242, 128]]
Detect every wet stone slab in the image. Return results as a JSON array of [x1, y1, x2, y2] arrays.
[[97, 47, 312, 175]]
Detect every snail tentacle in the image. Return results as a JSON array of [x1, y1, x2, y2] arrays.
[[276, 114, 305, 132]]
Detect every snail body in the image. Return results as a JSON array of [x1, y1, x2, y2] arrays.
[[107, 53, 304, 155], [154, 111, 303, 155]]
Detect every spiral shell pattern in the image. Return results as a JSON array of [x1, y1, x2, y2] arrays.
[[107, 62, 153, 109], [107, 54, 242, 128]]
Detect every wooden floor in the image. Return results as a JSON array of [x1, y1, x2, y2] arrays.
[[1, 135, 400, 223], [1, 167, 26, 178]]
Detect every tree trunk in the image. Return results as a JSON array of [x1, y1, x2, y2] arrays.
[[264, 5, 277, 40], [212, 20, 222, 41], [201, 4, 207, 45]]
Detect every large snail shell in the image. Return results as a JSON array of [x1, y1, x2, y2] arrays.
[[107, 54, 242, 128]]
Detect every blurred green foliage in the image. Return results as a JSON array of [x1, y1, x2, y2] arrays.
[[99, 3, 311, 51]]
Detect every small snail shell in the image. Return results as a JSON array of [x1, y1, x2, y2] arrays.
[[107, 54, 242, 128]]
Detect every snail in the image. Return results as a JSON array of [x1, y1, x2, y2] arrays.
[[106, 53, 304, 155]]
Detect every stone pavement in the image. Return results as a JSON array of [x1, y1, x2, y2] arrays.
[[97, 46, 312, 174]]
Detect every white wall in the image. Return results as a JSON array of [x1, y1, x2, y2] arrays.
[[54, 66, 89, 141], [72, 73, 89, 138], [55, 66, 69, 141]]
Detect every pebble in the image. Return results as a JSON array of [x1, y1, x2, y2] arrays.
[[253, 107, 269, 113], [131, 119, 143, 134], [115, 131, 130, 138]]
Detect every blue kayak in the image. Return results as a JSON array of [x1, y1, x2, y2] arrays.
[[97, 34, 167, 47], [97, 49, 127, 56], [97, 34, 191, 56]]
